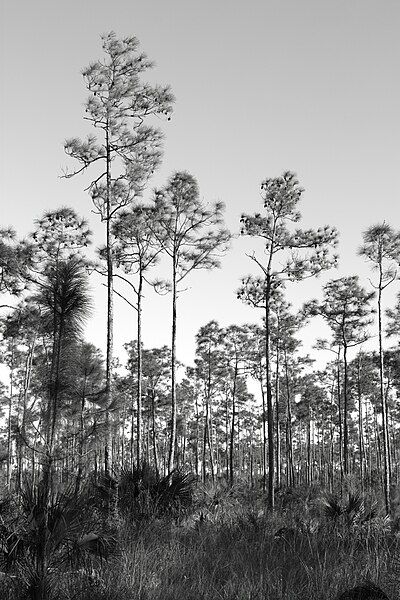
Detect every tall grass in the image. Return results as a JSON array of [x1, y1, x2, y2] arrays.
[[1, 479, 399, 599]]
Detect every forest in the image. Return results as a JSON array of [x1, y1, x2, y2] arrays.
[[1, 31, 400, 600]]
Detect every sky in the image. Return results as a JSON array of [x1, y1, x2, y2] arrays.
[[1, 0, 400, 370]]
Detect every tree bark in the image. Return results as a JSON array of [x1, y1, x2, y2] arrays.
[[343, 341, 349, 476], [275, 343, 281, 489], [259, 364, 267, 492], [378, 265, 391, 513], [136, 271, 143, 465], [336, 350, 343, 483], [357, 353, 365, 492], [151, 390, 159, 477], [105, 123, 113, 474], [229, 361, 238, 487], [265, 280, 275, 509], [168, 258, 177, 474], [6, 340, 15, 488], [284, 349, 295, 488]]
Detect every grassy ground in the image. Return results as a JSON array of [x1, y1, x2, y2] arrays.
[[1, 481, 399, 599], [65, 484, 400, 600]]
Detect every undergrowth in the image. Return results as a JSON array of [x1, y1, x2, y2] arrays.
[[0, 474, 399, 599]]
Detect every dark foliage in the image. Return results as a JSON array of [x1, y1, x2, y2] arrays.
[[92, 463, 196, 523], [321, 492, 379, 528], [0, 478, 115, 599], [337, 582, 389, 599]]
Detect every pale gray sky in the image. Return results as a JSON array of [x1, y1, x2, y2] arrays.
[[1, 0, 399, 366]]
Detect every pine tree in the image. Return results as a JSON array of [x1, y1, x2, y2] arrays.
[[305, 276, 374, 477], [359, 223, 400, 513], [239, 171, 338, 508], [150, 172, 230, 473], [112, 205, 162, 465], [64, 32, 174, 471]]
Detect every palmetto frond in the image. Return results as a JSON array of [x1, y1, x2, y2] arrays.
[[0, 479, 115, 597], [92, 463, 196, 521], [321, 493, 343, 521], [321, 492, 378, 529]]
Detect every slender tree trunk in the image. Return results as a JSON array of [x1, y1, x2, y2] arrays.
[[151, 390, 159, 477], [374, 410, 381, 473], [121, 401, 126, 464], [378, 269, 391, 513], [182, 419, 187, 468], [365, 402, 371, 488], [215, 423, 220, 477], [17, 339, 36, 491], [385, 374, 392, 475], [6, 340, 15, 488], [265, 281, 275, 509], [168, 259, 177, 474], [259, 366, 267, 492], [275, 344, 281, 489], [105, 124, 113, 474], [136, 272, 143, 465], [206, 348, 215, 482], [343, 341, 349, 476], [229, 362, 238, 487], [329, 419, 334, 492], [75, 381, 87, 496], [336, 350, 343, 483], [207, 409, 215, 482], [307, 417, 311, 485], [146, 414, 151, 464], [357, 354, 365, 492], [284, 349, 294, 487], [195, 392, 200, 478], [202, 398, 208, 482], [130, 392, 135, 468], [225, 389, 230, 482], [249, 439, 254, 488]]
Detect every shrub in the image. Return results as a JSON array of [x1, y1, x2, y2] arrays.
[[92, 463, 196, 524]]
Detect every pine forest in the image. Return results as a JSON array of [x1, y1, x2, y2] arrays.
[[1, 30, 400, 600]]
